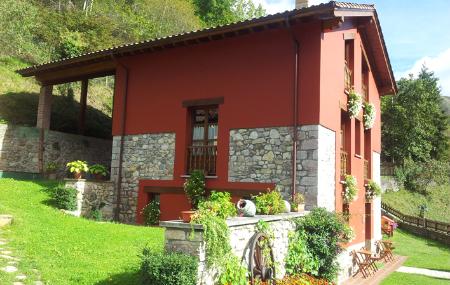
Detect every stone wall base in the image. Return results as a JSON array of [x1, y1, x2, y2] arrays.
[[64, 179, 116, 220]]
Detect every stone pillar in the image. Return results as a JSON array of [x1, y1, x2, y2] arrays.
[[36, 85, 53, 129]]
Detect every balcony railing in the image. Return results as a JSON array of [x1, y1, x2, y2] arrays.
[[340, 150, 348, 177], [364, 159, 369, 180], [187, 145, 217, 176], [344, 62, 352, 90]]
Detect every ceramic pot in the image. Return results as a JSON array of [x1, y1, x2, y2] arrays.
[[236, 199, 256, 217], [283, 200, 291, 213], [73, 172, 82, 179], [181, 210, 196, 223]]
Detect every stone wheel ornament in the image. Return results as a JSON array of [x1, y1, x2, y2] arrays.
[[249, 232, 275, 284]]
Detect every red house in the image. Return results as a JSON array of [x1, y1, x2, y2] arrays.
[[19, 1, 395, 256]]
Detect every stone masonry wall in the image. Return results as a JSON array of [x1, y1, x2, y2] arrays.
[[228, 127, 293, 195], [65, 179, 115, 220], [111, 133, 175, 223], [161, 213, 303, 285], [297, 125, 336, 211], [0, 124, 111, 177]]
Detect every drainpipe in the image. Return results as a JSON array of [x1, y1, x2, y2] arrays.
[[112, 57, 130, 222], [286, 17, 300, 200]]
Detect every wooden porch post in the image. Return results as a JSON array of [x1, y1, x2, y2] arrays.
[[36, 85, 53, 173], [78, 79, 88, 135]]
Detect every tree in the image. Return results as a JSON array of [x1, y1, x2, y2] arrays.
[[382, 66, 449, 164], [192, 0, 265, 27]]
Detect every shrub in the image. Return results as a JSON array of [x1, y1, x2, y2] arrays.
[[142, 200, 161, 225], [51, 186, 77, 211], [197, 191, 236, 219], [285, 231, 319, 276], [183, 170, 206, 209], [219, 255, 248, 285], [87, 202, 106, 221], [254, 188, 285, 215], [294, 208, 351, 281], [140, 248, 198, 285]]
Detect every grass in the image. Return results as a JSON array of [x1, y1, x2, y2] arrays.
[[382, 185, 450, 223], [0, 178, 164, 285], [380, 229, 450, 285]]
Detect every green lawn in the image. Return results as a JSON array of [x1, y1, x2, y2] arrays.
[[382, 185, 450, 223], [380, 229, 450, 285], [0, 178, 164, 285]]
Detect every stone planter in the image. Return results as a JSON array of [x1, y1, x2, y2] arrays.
[[237, 199, 256, 217]]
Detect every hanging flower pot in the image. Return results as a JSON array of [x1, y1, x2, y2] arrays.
[[347, 89, 363, 118], [237, 199, 256, 217], [342, 174, 358, 203], [363, 102, 376, 129]]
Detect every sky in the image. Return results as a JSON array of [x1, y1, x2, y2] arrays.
[[252, 0, 450, 96]]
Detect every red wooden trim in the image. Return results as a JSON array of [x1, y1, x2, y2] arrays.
[[182, 97, 224, 108]]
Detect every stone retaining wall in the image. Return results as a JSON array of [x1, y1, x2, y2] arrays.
[[161, 213, 305, 285], [110, 133, 175, 223], [0, 124, 112, 177], [65, 179, 115, 220]]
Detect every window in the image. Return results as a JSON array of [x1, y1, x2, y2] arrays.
[[362, 56, 369, 101], [355, 119, 361, 156], [344, 40, 354, 90], [187, 106, 218, 175]]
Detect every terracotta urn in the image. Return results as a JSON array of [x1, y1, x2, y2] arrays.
[[181, 210, 196, 223], [73, 172, 82, 179]]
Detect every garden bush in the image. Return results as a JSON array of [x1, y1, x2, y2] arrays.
[[294, 208, 351, 281], [197, 191, 236, 219], [140, 247, 198, 285], [51, 185, 77, 211], [142, 200, 161, 225]]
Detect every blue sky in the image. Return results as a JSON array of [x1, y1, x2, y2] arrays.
[[252, 0, 450, 96]]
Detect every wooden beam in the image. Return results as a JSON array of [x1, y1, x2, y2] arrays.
[[78, 79, 88, 135], [182, 97, 224, 108], [143, 186, 268, 197]]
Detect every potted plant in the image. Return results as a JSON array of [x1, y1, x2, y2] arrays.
[[45, 162, 58, 180], [290, 192, 305, 213], [182, 170, 206, 222], [89, 164, 109, 180], [347, 88, 363, 118], [66, 160, 89, 179], [365, 180, 381, 201], [237, 199, 256, 217], [342, 174, 358, 203]]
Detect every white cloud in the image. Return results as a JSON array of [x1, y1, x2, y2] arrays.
[[252, 0, 326, 15], [396, 48, 450, 97]]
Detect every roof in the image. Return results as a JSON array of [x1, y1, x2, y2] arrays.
[[17, 1, 396, 94]]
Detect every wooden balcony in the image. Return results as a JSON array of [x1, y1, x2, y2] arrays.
[[364, 159, 369, 180], [187, 145, 217, 176], [340, 150, 348, 177]]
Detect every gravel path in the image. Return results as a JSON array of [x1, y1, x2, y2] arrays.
[[397, 266, 450, 279]]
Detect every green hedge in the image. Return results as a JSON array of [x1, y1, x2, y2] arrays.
[[140, 248, 198, 285]]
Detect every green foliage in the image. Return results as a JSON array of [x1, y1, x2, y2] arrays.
[[365, 180, 381, 199], [254, 188, 286, 215], [87, 202, 106, 221], [219, 255, 248, 285], [382, 67, 449, 163], [66, 160, 89, 174], [89, 164, 108, 176], [192, 0, 265, 27], [183, 170, 206, 209], [295, 208, 352, 281], [285, 231, 319, 276], [347, 89, 363, 118], [197, 191, 236, 219], [255, 220, 275, 269], [393, 158, 449, 193], [56, 30, 87, 59], [191, 208, 231, 267], [45, 162, 58, 173], [343, 175, 358, 203], [140, 247, 198, 285], [363, 102, 376, 130], [142, 200, 161, 226], [291, 192, 305, 211], [51, 185, 77, 211]]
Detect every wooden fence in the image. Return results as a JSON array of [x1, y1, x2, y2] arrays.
[[381, 202, 450, 236]]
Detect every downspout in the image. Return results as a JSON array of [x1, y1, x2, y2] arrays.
[[112, 56, 130, 222], [286, 17, 300, 200]]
